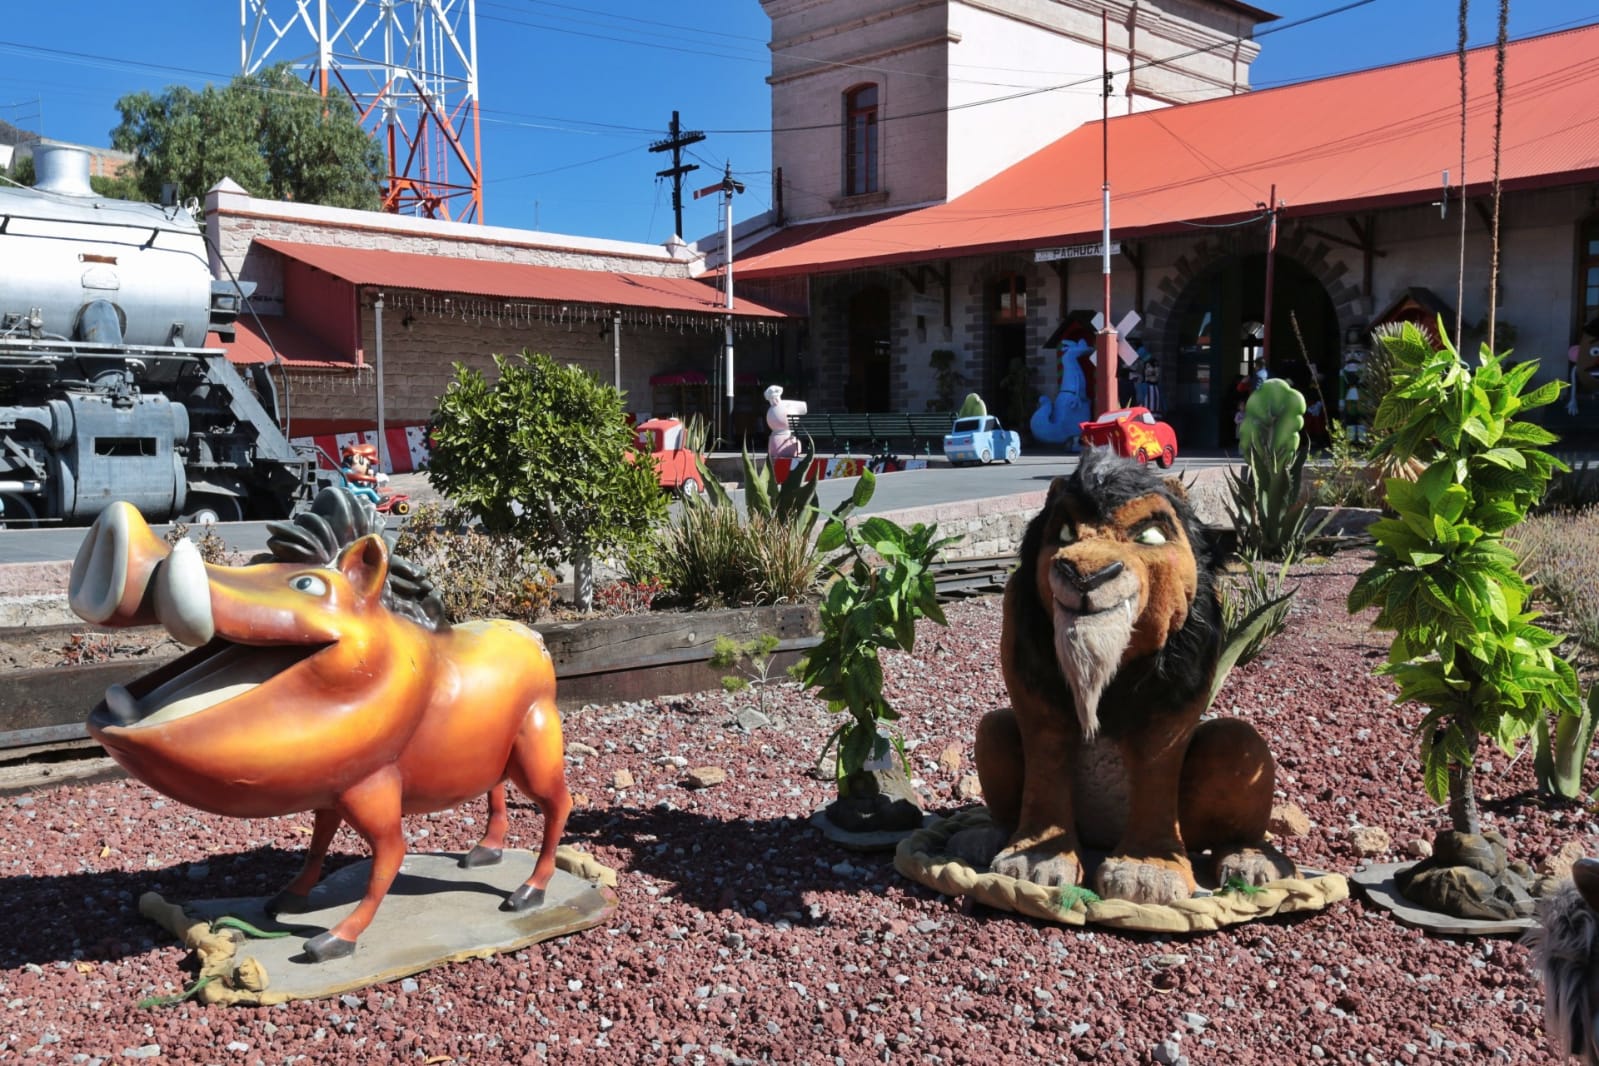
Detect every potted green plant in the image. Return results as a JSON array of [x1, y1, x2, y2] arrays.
[[796, 470, 962, 835], [1348, 321, 1582, 920]]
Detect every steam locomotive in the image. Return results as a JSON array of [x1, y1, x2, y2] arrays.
[[0, 144, 311, 527]]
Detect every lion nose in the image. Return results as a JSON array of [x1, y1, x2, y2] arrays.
[[1055, 557, 1124, 593]]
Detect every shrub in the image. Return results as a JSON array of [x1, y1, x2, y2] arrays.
[[393, 501, 558, 624], [1508, 506, 1599, 653], [653, 499, 757, 609], [1349, 322, 1581, 824], [425, 351, 668, 610], [656, 444, 825, 608], [1215, 559, 1295, 681], [797, 472, 962, 793]]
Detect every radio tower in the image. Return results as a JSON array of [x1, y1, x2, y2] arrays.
[[241, 0, 484, 223]]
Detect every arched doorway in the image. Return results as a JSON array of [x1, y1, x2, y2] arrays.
[[847, 286, 891, 412], [1163, 253, 1339, 448]]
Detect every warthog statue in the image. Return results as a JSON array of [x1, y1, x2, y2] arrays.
[[68, 490, 571, 962]]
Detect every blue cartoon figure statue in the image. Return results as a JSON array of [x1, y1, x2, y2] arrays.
[[1031, 336, 1093, 449]]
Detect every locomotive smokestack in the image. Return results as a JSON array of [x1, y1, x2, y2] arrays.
[[31, 143, 96, 197]]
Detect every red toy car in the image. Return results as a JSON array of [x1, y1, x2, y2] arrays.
[[632, 417, 705, 496], [1078, 406, 1178, 468]]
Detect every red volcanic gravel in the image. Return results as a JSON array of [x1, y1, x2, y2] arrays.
[[2, 550, 1593, 1064]]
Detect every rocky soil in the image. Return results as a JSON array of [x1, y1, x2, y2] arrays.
[[1, 549, 1594, 1064]]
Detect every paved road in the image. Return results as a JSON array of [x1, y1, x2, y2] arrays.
[[0, 450, 1246, 566]]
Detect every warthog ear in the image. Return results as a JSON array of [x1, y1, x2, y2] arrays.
[[337, 534, 390, 604], [1162, 475, 1190, 501]]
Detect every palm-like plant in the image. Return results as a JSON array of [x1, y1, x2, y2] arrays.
[[1348, 321, 1580, 834]]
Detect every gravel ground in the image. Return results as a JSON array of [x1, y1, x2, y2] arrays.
[[1, 549, 1592, 1065]]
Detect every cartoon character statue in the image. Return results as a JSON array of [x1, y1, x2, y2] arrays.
[[1567, 317, 1599, 417], [1030, 337, 1093, 447], [764, 384, 808, 459], [340, 442, 387, 490], [67, 489, 573, 963]]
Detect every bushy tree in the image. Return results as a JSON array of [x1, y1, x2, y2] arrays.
[[426, 351, 668, 610], [1348, 322, 1580, 834], [110, 64, 383, 209]]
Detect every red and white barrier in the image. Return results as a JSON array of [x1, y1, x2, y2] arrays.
[[291, 425, 429, 475]]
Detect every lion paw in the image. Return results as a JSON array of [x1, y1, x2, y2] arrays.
[[946, 825, 1009, 868], [1095, 856, 1195, 904], [991, 846, 1084, 887], [1214, 846, 1297, 887]]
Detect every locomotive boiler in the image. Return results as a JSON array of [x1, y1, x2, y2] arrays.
[[0, 144, 310, 526]]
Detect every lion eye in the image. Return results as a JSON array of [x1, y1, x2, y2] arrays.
[[1056, 523, 1076, 544], [290, 574, 328, 596], [1134, 526, 1167, 546]]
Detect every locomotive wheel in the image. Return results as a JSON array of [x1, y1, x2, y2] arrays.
[[0, 494, 38, 529], [185, 493, 244, 525]]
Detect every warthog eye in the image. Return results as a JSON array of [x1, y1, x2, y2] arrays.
[[1134, 525, 1167, 546], [1056, 522, 1076, 545], [291, 574, 329, 596]]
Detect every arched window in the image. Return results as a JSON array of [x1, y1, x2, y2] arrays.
[[844, 84, 879, 197]]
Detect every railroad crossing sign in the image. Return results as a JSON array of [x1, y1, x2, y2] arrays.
[[1089, 310, 1143, 366]]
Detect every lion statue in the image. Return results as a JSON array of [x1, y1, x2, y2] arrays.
[[950, 448, 1294, 905]]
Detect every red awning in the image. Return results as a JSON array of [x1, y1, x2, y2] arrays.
[[737, 23, 1599, 278], [216, 315, 358, 369], [256, 239, 788, 320]]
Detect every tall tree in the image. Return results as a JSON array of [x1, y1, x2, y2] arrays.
[[110, 64, 383, 210]]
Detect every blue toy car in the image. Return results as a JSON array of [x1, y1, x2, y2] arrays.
[[943, 414, 1021, 465]]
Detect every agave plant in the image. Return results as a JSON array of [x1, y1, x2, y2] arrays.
[[1227, 378, 1318, 562]]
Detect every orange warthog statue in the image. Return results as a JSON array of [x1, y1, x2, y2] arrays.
[[67, 489, 572, 962]]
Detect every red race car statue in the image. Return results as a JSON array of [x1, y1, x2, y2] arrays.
[[1078, 406, 1178, 467]]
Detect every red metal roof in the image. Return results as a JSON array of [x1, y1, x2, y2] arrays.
[[215, 315, 358, 369], [737, 23, 1599, 279], [256, 239, 787, 319]]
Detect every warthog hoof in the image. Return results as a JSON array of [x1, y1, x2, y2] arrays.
[[303, 932, 356, 962], [501, 884, 546, 912], [460, 845, 504, 869]]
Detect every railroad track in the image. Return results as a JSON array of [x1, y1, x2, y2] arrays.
[[0, 558, 1018, 757]]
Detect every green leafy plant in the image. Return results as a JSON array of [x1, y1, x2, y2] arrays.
[[1212, 558, 1296, 705], [795, 471, 963, 794], [1347, 321, 1581, 829], [711, 634, 784, 715], [1307, 418, 1386, 510], [425, 351, 668, 611], [658, 443, 824, 608], [1227, 378, 1318, 562]]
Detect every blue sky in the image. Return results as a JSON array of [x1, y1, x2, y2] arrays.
[[0, 1, 1592, 244]]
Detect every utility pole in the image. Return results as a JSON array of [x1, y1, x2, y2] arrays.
[[696, 163, 745, 447], [1094, 10, 1118, 418], [1261, 185, 1282, 372], [650, 111, 705, 239]]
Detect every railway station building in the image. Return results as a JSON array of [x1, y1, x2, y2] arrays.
[[725, 2, 1599, 449]]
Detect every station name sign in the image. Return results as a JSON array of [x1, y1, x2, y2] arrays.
[[1034, 241, 1121, 262]]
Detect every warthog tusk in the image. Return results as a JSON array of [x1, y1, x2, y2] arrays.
[[153, 539, 215, 647]]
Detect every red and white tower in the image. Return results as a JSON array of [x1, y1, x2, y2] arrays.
[[241, 0, 484, 222]]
